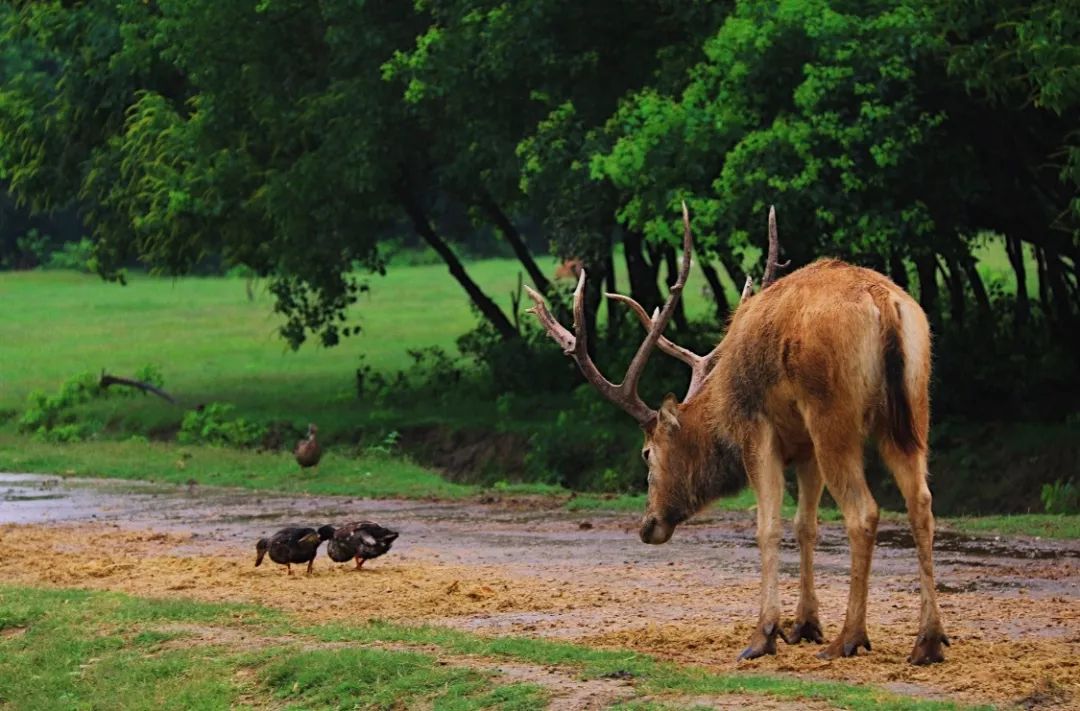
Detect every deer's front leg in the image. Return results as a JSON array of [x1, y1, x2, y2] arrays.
[[739, 435, 786, 661]]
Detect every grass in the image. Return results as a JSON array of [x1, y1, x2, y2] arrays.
[[1, 246, 1075, 538], [0, 585, 544, 710], [944, 514, 1080, 539], [0, 434, 566, 499], [0, 584, 988, 711]]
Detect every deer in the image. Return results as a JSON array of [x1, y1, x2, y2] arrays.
[[553, 257, 584, 281], [524, 203, 948, 666]]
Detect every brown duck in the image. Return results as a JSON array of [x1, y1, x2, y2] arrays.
[[254, 525, 334, 575], [294, 423, 322, 473], [326, 521, 399, 570]]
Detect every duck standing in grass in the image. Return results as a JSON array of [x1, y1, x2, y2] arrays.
[[255, 525, 334, 575], [326, 521, 399, 570], [294, 423, 322, 474]]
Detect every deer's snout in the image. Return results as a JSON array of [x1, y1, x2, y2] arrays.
[[640, 516, 673, 545]]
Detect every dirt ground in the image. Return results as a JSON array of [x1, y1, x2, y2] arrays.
[[2, 473, 1078, 709]]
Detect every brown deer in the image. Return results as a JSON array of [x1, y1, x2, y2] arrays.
[[553, 258, 584, 281], [524, 203, 947, 665]]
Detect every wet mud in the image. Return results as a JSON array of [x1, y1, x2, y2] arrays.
[[2, 473, 1078, 708]]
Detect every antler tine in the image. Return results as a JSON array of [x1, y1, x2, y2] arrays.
[[607, 291, 721, 401], [525, 271, 655, 424], [525, 201, 698, 426], [761, 204, 790, 288], [740, 275, 755, 303], [619, 201, 694, 394], [606, 293, 699, 367]]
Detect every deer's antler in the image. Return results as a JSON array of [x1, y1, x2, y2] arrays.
[[741, 204, 789, 303], [525, 201, 694, 426]]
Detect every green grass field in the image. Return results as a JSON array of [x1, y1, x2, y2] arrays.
[[0, 585, 984, 710], [1, 241, 1075, 538]]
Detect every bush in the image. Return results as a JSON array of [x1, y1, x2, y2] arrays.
[[178, 403, 266, 447], [17, 366, 171, 441], [17, 372, 102, 441], [45, 238, 94, 272], [524, 386, 644, 491], [1041, 479, 1080, 515], [456, 320, 578, 395], [357, 347, 465, 401]]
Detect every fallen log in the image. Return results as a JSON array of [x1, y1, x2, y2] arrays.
[[99, 373, 177, 404]]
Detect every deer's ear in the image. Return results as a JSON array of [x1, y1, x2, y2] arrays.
[[658, 393, 681, 431]]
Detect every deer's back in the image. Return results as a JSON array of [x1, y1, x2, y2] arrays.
[[708, 260, 927, 440]]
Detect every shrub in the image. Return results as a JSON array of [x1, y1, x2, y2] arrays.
[[45, 238, 94, 272], [357, 347, 465, 400], [17, 372, 102, 441], [178, 403, 266, 447], [1041, 479, 1079, 515]]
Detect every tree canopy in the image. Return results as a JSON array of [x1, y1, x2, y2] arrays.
[[1, 0, 1077, 406]]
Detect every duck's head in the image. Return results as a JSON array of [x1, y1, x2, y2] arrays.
[[254, 538, 268, 567], [317, 525, 335, 541], [307, 423, 318, 436]]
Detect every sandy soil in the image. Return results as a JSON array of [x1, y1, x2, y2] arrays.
[[2, 473, 1078, 708]]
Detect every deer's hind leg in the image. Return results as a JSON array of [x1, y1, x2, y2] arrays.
[[807, 414, 878, 659], [879, 440, 948, 665], [783, 457, 825, 645]]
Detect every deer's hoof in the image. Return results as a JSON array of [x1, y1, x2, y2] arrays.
[[817, 628, 871, 659], [738, 622, 780, 661], [909, 631, 949, 665], [782, 618, 824, 645]]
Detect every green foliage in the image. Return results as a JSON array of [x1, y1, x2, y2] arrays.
[[178, 402, 265, 448], [1041, 479, 1080, 515], [524, 385, 642, 490], [16, 366, 170, 442], [356, 346, 466, 404], [44, 238, 95, 272], [14, 228, 50, 265], [17, 372, 102, 441]]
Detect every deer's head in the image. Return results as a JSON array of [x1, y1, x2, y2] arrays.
[[526, 203, 779, 545]]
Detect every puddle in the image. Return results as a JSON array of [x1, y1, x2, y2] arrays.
[[877, 528, 1079, 560]]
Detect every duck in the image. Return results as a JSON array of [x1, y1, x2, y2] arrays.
[[294, 423, 322, 473], [326, 521, 399, 570], [255, 525, 334, 575]]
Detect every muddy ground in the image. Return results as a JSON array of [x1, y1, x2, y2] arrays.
[[2, 473, 1077, 709]]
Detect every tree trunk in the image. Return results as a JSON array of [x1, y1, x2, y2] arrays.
[[941, 256, 966, 326], [398, 189, 518, 340], [888, 253, 909, 291], [1044, 246, 1078, 335], [699, 260, 730, 323], [604, 245, 619, 342], [622, 229, 663, 310], [1005, 236, 1029, 332], [478, 194, 551, 295], [914, 253, 940, 327], [582, 256, 606, 359], [662, 244, 688, 331], [961, 255, 991, 322], [1036, 246, 1051, 313]]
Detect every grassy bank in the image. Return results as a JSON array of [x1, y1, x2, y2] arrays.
[[4, 433, 1076, 538], [1, 254, 1075, 531], [0, 584, 985, 710]]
